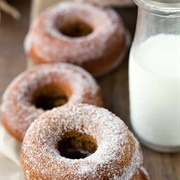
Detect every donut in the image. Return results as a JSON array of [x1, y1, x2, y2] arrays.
[[21, 104, 149, 179], [25, 2, 129, 76], [1, 63, 104, 142], [75, 0, 134, 7]]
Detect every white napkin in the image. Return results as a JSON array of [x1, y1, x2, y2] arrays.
[[0, 122, 25, 179]]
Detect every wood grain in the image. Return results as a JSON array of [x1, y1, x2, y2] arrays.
[[0, 0, 180, 179]]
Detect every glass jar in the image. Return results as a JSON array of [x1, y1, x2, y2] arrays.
[[129, 0, 180, 152]]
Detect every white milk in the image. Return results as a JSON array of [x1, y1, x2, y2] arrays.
[[129, 34, 180, 149]]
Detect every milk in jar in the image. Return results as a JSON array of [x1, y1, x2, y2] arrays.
[[129, 34, 180, 150]]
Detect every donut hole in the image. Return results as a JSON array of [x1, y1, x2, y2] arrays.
[[58, 132, 97, 159], [57, 18, 93, 38], [34, 95, 67, 110], [32, 84, 69, 110]]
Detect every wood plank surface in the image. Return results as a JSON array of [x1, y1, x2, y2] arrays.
[[0, 0, 180, 179]]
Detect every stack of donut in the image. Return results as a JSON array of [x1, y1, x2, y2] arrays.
[[1, 1, 150, 179]]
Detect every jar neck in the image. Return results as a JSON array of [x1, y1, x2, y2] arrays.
[[132, 4, 180, 48], [134, 0, 180, 16]]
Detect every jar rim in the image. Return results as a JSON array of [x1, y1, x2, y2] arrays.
[[133, 0, 180, 15]]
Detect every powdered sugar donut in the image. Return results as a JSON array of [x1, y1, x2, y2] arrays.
[[21, 104, 149, 179], [1, 63, 104, 142], [75, 0, 134, 7], [25, 2, 129, 76]]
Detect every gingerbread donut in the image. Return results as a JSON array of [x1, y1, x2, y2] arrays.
[[21, 104, 149, 179], [25, 2, 129, 76], [1, 63, 103, 142]]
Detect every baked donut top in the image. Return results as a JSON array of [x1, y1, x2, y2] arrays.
[[25, 2, 126, 64], [21, 104, 143, 179]]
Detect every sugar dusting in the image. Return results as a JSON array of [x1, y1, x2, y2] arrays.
[[25, 2, 125, 64], [1, 63, 103, 141], [75, 0, 134, 6], [21, 104, 143, 179]]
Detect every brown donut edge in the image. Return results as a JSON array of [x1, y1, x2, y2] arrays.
[[132, 167, 150, 180]]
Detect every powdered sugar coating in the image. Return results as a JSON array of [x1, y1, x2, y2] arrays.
[[21, 104, 143, 179], [25, 2, 127, 75], [1, 63, 103, 142], [75, 0, 134, 7]]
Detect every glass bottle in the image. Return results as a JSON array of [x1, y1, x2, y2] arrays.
[[129, 0, 180, 152]]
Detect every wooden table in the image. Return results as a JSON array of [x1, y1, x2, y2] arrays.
[[1, 0, 180, 179]]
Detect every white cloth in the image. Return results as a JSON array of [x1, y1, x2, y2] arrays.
[[0, 122, 25, 179]]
